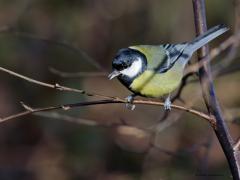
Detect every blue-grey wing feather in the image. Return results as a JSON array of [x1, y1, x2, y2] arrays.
[[156, 43, 188, 73]]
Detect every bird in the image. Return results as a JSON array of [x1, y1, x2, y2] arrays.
[[108, 24, 228, 110]]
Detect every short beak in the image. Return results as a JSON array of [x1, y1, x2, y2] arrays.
[[108, 70, 121, 80]]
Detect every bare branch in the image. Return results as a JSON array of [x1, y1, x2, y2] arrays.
[[0, 66, 113, 100], [0, 66, 216, 126], [192, 0, 240, 178], [0, 65, 216, 127], [0, 99, 215, 127]]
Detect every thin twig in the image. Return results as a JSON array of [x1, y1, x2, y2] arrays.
[[0, 66, 114, 100], [0, 100, 215, 127], [0, 66, 215, 126]]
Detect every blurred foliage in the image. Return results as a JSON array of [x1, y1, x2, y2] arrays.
[[0, 0, 239, 180]]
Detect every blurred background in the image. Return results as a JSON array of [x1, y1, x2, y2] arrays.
[[0, 0, 239, 179]]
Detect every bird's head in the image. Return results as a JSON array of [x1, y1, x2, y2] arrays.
[[108, 48, 147, 81]]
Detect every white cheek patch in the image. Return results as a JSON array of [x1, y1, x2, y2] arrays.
[[120, 58, 142, 78]]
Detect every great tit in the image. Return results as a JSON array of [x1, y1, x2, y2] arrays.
[[108, 24, 228, 110]]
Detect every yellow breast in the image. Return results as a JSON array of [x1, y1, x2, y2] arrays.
[[130, 64, 183, 97]]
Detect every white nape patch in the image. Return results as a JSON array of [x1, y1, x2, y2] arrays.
[[120, 58, 142, 78]]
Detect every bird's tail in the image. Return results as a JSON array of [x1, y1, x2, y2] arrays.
[[187, 24, 229, 53]]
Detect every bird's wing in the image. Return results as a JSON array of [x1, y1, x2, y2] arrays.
[[156, 43, 188, 73]]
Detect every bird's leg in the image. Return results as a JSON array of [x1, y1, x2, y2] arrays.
[[164, 94, 171, 110], [125, 94, 136, 110]]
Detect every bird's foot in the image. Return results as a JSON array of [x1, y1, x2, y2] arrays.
[[164, 96, 171, 111], [125, 95, 136, 110]]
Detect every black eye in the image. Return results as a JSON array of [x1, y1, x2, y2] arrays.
[[122, 63, 128, 68], [113, 63, 128, 70]]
